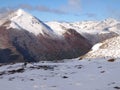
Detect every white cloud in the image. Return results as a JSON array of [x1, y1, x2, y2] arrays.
[[0, 0, 81, 16], [60, 0, 81, 14], [68, 0, 80, 7]]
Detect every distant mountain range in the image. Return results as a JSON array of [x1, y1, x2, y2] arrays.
[[46, 18, 120, 45], [0, 9, 92, 63]]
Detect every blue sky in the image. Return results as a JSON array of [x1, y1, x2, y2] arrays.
[[0, 0, 120, 22]]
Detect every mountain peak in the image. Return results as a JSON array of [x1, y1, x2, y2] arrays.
[[5, 9, 57, 37], [16, 9, 26, 16], [17, 8, 24, 12], [14, 9, 31, 18]]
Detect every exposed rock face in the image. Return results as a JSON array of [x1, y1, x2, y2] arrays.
[[0, 26, 24, 63], [0, 9, 92, 63]]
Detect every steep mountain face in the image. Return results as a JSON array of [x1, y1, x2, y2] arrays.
[[0, 26, 24, 63], [81, 36, 120, 59], [0, 9, 92, 63], [46, 19, 120, 45]]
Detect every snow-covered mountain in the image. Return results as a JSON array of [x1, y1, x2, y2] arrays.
[[0, 9, 92, 63], [5, 9, 58, 38], [81, 36, 120, 59], [46, 18, 120, 59], [46, 18, 120, 44]]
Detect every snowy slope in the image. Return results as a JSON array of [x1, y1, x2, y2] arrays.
[[82, 36, 120, 58], [0, 58, 120, 90], [45, 21, 67, 36], [7, 9, 57, 38]]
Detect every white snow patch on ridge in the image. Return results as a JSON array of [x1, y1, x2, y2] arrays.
[[91, 43, 102, 52], [46, 21, 67, 35]]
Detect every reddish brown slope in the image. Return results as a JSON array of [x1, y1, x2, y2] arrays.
[[0, 25, 24, 63]]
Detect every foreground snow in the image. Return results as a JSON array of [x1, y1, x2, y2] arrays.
[[0, 58, 120, 90]]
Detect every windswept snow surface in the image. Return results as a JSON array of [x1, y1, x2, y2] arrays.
[[0, 58, 120, 90]]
